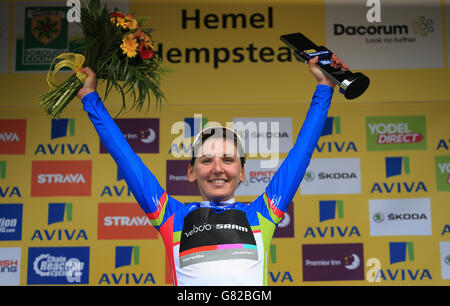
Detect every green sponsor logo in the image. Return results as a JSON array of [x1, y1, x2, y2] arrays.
[[366, 116, 426, 151], [436, 156, 450, 191], [15, 6, 73, 71]]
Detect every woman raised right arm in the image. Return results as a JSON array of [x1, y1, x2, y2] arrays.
[[77, 67, 183, 230]]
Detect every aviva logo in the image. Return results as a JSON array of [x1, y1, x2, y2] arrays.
[[0, 161, 22, 198], [35, 118, 90, 155], [321, 117, 341, 136], [385, 156, 410, 178], [48, 203, 72, 225], [100, 165, 133, 197], [304, 200, 360, 238], [390, 242, 414, 264], [316, 117, 357, 153], [116, 246, 140, 268], [169, 116, 208, 155], [319, 200, 343, 222], [51, 119, 75, 139], [268, 244, 293, 283], [31, 203, 87, 241], [374, 242, 432, 281], [0, 161, 5, 179], [98, 246, 155, 285], [371, 156, 427, 194]]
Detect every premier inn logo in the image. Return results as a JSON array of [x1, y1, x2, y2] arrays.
[[31, 161, 92, 197]]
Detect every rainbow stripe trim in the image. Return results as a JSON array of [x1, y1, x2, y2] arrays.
[[263, 192, 284, 224], [147, 191, 168, 227], [179, 243, 257, 258]]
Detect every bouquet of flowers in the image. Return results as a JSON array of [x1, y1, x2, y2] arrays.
[[40, 0, 168, 118]]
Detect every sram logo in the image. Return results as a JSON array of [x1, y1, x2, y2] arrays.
[[31, 161, 92, 196]]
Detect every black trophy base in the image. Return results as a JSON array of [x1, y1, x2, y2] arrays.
[[341, 72, 370, 100]]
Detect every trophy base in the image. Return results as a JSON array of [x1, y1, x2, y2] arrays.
[[340, 73, 370, 100]]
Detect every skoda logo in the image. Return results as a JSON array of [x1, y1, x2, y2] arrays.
[[304, 171, 315, 182], [445, 255, 450, 266], [373, 212, 384, 223]]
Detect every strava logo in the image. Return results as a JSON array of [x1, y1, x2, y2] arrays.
[[31, 161, 92, 196], [0, 119, 26, 154], [97, 203, 158, 240]]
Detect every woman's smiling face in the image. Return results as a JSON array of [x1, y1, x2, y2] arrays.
[[187, 137, 245, 201]]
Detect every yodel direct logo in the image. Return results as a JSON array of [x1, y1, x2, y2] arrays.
[[366, 116, 426, 151], [435, 156, 450, 191]]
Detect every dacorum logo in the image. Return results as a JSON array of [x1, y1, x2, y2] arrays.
[[333, 15, 435, 42]]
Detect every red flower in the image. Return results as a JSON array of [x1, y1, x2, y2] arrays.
[[139, 42, 154, 59], [109, 12, 125, 18]]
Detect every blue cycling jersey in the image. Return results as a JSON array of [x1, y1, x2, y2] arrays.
[[82, 85, 333, 285]]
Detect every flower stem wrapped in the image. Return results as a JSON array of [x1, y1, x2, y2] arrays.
[[40, 0, 168, 118]]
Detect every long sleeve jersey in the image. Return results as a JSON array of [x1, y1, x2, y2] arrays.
[[82, 84, 333, 286]]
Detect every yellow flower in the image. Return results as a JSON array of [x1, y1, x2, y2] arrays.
[[123, 14, 138, 30], [120, 34, 138, 58]]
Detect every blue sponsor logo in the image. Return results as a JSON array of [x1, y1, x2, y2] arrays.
[[27, 247, 89, 285], [0, 204, 22, 241], [34, 118, 91, 155], [51, 119, 75, 139], [385, 156, 409, 178]]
